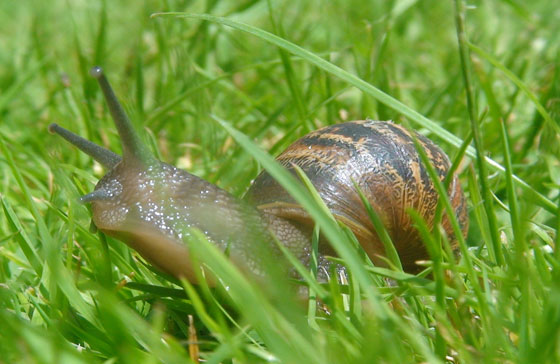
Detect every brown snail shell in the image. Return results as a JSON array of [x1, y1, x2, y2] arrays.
[[248, 120, 468, 273]]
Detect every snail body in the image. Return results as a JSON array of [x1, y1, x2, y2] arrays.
[[50, 67, 468, 282]]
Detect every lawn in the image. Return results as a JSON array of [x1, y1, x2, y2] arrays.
[[0, 0, 559, 363]]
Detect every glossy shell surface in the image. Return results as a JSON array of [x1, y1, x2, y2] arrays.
[[247, 120, 468, 272]]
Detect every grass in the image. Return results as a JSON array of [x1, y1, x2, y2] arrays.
[[1, 0, 559, 362]]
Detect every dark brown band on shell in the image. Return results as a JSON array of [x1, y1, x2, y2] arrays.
[[247, 120, 468, 272]]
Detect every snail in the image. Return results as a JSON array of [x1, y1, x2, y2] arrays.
[[49, 67, 468, 283]]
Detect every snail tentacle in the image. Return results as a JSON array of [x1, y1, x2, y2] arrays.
[[90, 66, 155, 167], [79, 188, 115, 203], [48, 123, 121, 168]]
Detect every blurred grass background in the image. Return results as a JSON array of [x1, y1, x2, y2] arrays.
[[0, 0, 559, 363]]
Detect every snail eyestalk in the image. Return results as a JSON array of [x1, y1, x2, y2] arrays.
[[89, 66, 155, 166], [80, 188, 115, 204], [48, 123, 121, 168]]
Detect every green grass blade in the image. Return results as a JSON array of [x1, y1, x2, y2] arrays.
[[185, 229, 324, 364], [152, 11, 556, 214], [211, 114, 440, 362], [352, 180, 402, 271], [0, 135, 97, 324], [469, 42, 558, 135], [1, 197, 43, 274], [454, 0, 503, 265]]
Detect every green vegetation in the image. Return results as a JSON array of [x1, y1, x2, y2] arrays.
[[1, 0, 559, 362]]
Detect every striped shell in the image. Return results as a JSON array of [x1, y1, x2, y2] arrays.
[[246, 120, 468, 272]]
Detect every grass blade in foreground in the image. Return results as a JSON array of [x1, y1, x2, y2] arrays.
[[210, 115, 439, 362], [151, 12, 556, 213], [454, 0, 503, 265]]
